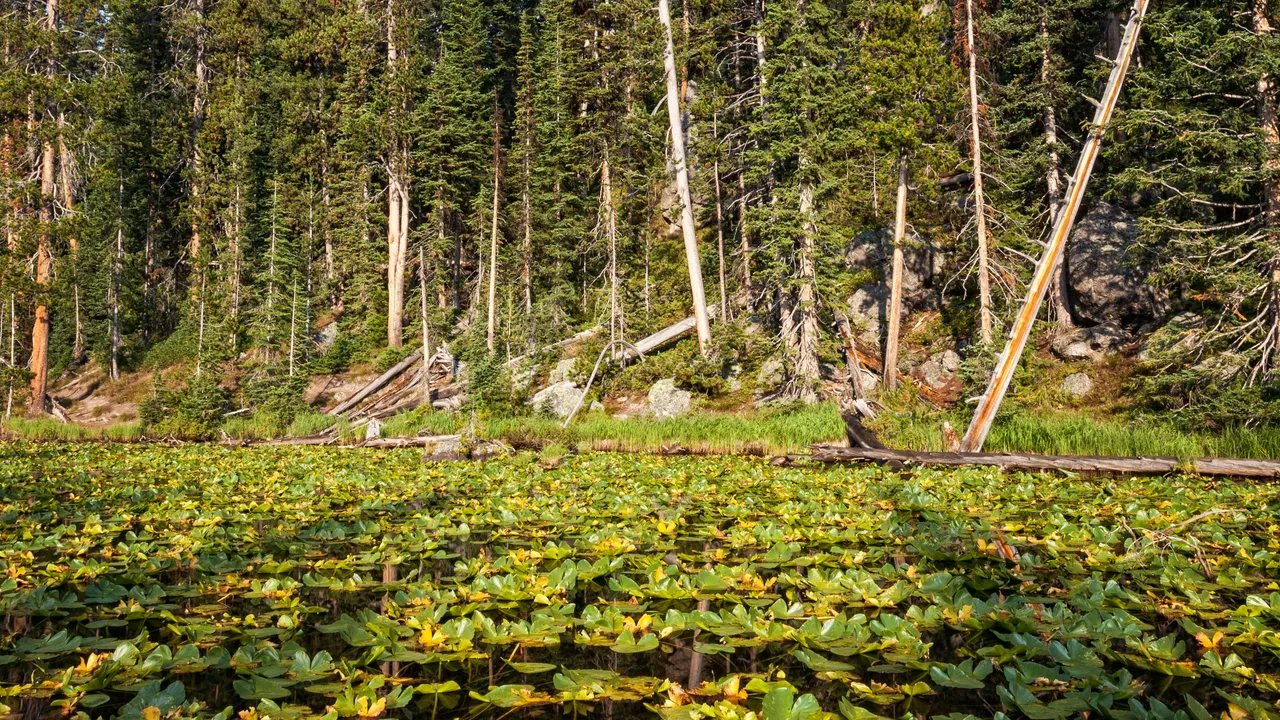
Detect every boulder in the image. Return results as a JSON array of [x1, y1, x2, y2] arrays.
[[364, 418, 383, 441], [1051, 323, 1130, 362], [1059, 373, 1095, 399], [756, 358, 786, 392], [549, 358, 578, 385], [846, 286, 888, 346], [846, 228, 943, 307], [314, 322, 339, 354], [531, 381, 581, 419], [914, 349, 962, 390], [647, 378, 692, 418], [1066, 203, 1158, 328]]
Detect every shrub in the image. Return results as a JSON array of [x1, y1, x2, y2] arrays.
[[244, 368, 310, 423]]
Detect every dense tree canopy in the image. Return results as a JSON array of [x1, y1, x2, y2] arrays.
[[0, 0, 1276, 422]]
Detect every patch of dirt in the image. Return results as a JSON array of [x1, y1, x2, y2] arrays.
[[306, 369, 379, 410], [52, 362, 149, 424]]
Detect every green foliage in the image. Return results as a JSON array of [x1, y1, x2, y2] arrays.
[[466, 356, 523, 415], [243, 368, 310, 424], [139, 373, 229, 439], [612, 339, 728, 396], [0, 443, 1277, 718]]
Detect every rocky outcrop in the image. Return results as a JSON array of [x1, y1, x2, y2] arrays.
[[1066, 203, 1158, 329], [915, 350, 961, 390], [549, 358, 578, 385], [531, 381, 581, 419], [1051, 323, 1130, 362], [647, 378, 692, 418], [844, 229, 943, 345]]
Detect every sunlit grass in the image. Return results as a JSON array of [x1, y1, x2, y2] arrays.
[[878, 409, 1280, 460], [0, 417, 143, 442]]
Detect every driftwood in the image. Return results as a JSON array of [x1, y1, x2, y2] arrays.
[[328, 350, 422, 416], [811, 445, 1280, 480]]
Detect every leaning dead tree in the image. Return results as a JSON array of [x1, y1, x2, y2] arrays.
[[961, 0, 1150, 452], [657, 0, 713, 355]]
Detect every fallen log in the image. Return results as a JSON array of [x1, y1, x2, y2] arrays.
[[262, 435, 339, 447], [810, 445, 1280, 480], [362, 434, 461, 449], [505, 326, 602, 368], [328, 350, 422, 416]]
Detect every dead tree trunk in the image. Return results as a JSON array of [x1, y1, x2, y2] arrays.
[[884, 157, 909, 390], [419, 245, 433, 403], [602, 146, 623, 346], [110, 178, 124, 380], [965, 0, 994, 344], [385, 0, 410, 348], [486, 102, 502, 354], [792, 162, 821, 401], [189, 0, 207, 262], [961, 0, 1150, 452], [658, 0, 713, 355], [1255, 0, 1280, 375], [713, 115, 729, 319], [29, 0, 57, 416], [1040, 14, 1073, 327]]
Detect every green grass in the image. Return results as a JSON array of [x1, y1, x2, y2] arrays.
[[877, 409, 1280, 460], [0, 417, 143, 442], [358, 402, 847, 455]]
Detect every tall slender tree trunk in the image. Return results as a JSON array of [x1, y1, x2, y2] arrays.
[[486, 103, 502, 353], [6, 296, 15, 417], [110, 178, 124, 380], [521, 111, 533, 317], [961, 0, 1149, 451], [1255, 0, 1279, 375], [712, 116, 729, 320], [965, 0, 993, 343], [29, 0, 57, 416], [794, 167, 821, 401], [385, 0, 409, 347], [602, 145, 622, 346], [419, 245, 432, 403], [884, 157, 909, 391], [56, 113, 83, 360], [190, 0, 207, 262], [658, 0, 713, 354], [1041, 14, 1072, 327]]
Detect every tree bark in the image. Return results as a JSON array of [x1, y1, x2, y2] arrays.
[[658, 0, 713, 354], [602, 146, 622, 346], [961, 0, 1150, 451], [486, 102, 502, 353], [793, 164, 821, 401], [712, 116, 729, 320], [385, 0, 409, 348], [1255, 0, 1279, 376], [419, 245, 432, 403], [965, 0, 993, 344], [29, 0, 57, 416], [1041, 14, 1073, 328], [110, 178, 124, 380], [884, 157, 909, 391], [189, 0, 207, 261]]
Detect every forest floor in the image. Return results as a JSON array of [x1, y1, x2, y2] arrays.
[[5, 345, 1277, 460]]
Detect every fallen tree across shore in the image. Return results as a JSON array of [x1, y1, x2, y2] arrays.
[[810, 445, 1280, 480]]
